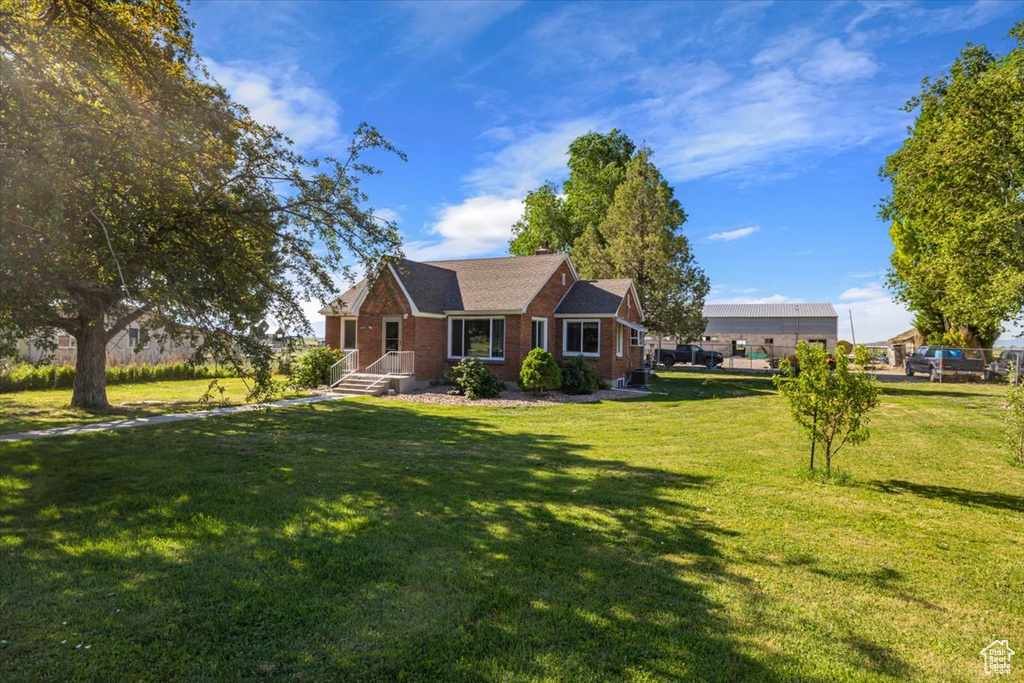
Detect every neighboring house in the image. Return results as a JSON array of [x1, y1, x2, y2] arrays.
[[17, 320, 201, 366], [647, 303, 839, 357], [321, 252, 645, 387]]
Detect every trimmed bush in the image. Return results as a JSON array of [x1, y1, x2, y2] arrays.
[[446, 357, 505, 400], [561, 355, 598, 395], [519, 348, 561, 394], [292, 347, 344, 388], [0, 361, 236, 392]]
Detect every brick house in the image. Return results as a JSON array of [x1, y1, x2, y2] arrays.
[[320, 253, 645, 392]]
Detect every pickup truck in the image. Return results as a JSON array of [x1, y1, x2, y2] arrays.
[[904, 346, 986, 382], [987, 349, 1023, 384], [656, 344, 724, 368]]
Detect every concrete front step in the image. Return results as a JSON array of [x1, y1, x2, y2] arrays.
[[330, 373, 390, 396]]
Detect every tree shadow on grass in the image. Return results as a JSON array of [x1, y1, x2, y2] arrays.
[[870, 479, 1024, 513], [626, 374, 778, 403], [877, 384, 1002, 399], [2, 400, 821, 682]]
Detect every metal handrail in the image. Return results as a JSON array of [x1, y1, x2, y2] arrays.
[[329, 349, 359, 387], [365, 350, 415, 377]]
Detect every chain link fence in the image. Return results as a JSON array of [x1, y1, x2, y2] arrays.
[[644, 341, 1023, 384]]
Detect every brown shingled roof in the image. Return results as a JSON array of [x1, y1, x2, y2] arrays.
[[555, 280, 632, 315], [318, 280, 366, 315], [323, 254, 644, 319], [402, 253, 568, 313]]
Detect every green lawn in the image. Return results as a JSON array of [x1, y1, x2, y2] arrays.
[[0, 377, 308, 434], [1, 374, 1020, 681]]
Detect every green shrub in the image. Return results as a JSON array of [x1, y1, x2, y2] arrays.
[[446, 357, 505, 400], [561, 355, 598, 395], [0, 361, 237, 392], [292, 347, 343, 388], [519, 348, 561, 394]]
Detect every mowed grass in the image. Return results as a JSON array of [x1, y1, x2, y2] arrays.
[[0, 374, 1020, 681], [0, 377, 308, 434]]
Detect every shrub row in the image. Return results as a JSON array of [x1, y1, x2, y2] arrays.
[[447, 350, 604, 400], [0, 362, 237, 392]]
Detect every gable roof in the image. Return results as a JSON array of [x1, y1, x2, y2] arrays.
[[555, 280, 633, 315], [409, 253, 568, 312], [318, 280, 367, 315], [703, 303, 837, 318], [321, 254, 652, 322]]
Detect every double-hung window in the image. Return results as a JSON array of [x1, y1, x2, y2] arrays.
[[531, 318, 548, 351], [629, 327, 642, 347], [616, 325, 623, 357], [564, 320, 600, 356], [450, 318, 505, 360]]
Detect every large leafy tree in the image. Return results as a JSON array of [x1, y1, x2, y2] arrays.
[[1, 0, 403, 409], [509, 130, 708, 339], [881, 23, 1024, 348], [578, 151, 709, 340]]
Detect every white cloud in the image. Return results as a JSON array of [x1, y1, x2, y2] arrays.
[[837, 298, 913, 344], [839, 284, 887, 300], [373, 207, 402, 225], [707, 293, 794, 305], [708, 226, 760, 242], [645, 64, 899, 182], [405, 195, 523, 261], [752, 27, 817, 67], [207, 60, 342, 149], [799, 39, 879, 83], [395, 1, 523, 55], [834, 282, 912, 343], [406, 120, 596, 260], [465, 119, 597, 197]]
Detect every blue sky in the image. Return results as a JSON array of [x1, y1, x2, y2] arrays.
[[188, 0, 1021, 343]]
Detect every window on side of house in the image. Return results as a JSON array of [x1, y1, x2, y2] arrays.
[[764, 338, 774, 344], [564, 320, 600, 356], [616, 324, 623, 357], [629, 328, 642, 347], [449, 317, 505, 360], [808, 339, 827, 348], [128, 328, 150, 350], [531, 318, 547, 351], [343, 319, 357, 350]]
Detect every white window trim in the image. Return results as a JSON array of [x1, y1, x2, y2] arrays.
[[629, 327, 643, 348], [563, 319, 601, 357], [448, 316, 506, 361], [382, 316, 402, 354], [616, 324, 623, 357], [531, 317, 548, 351]]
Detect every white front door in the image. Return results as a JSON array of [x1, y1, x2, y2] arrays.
[[383, 317, 402, 353]]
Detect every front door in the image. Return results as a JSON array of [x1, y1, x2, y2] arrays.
[[383, 317, 401, 353]]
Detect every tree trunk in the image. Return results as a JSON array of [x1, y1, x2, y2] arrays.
[[71, 322, 109, 410], [809, 406, 817, 470]]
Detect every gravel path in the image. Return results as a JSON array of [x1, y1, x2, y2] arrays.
[[381, 386, 641, 407]]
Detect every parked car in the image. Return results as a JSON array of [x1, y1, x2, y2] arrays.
[[987, 349, 1024, 384], [656, 344, 724, 368], [904, 346, 986, 382]]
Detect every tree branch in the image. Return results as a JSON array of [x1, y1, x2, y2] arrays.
[[105, 304, 151, 341]]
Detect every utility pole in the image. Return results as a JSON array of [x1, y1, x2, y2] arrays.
[[849, 309, 856, 347]]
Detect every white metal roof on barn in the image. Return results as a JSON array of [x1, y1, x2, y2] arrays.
[[703, 303, 837, 318]]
